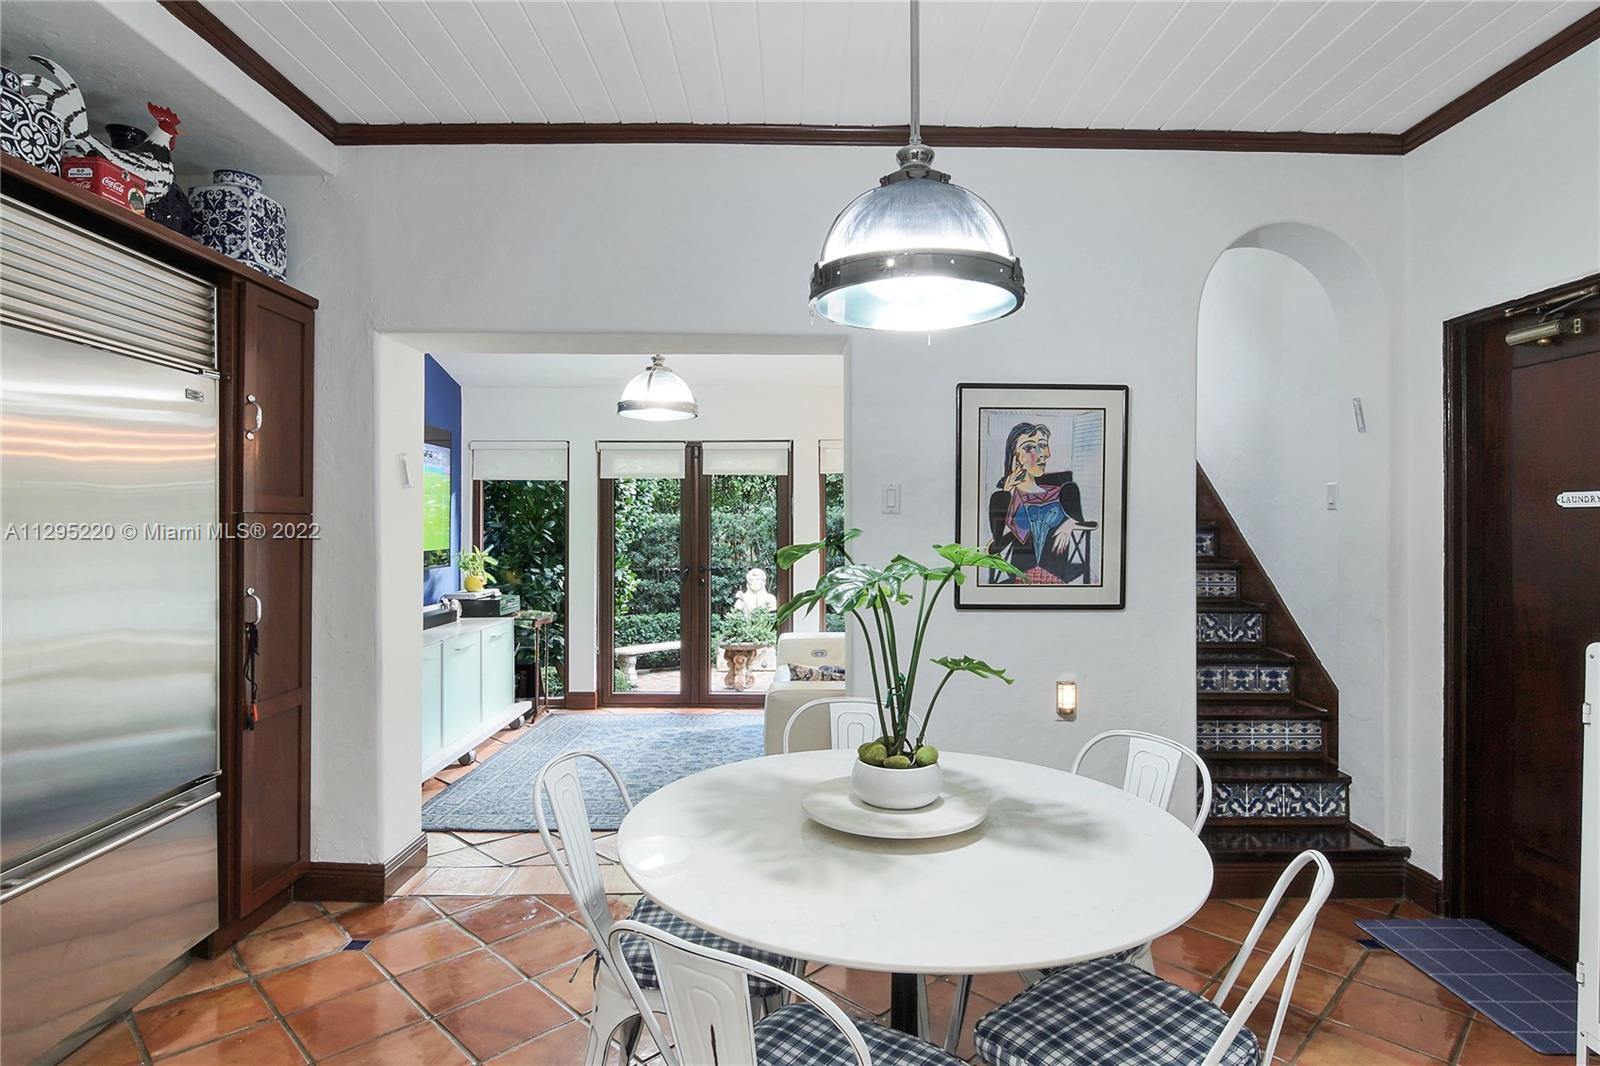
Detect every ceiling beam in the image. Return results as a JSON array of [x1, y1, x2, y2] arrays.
[[163, 0, 1600, 157]]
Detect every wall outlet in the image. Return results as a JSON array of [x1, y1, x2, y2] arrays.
[[881, 483, 902, 515], [1326, 482, 1339, 510]]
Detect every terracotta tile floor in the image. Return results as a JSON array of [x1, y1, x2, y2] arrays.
[[63, 863, 1561, 1065]]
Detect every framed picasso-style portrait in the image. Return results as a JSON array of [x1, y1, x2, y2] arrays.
[[955, 383, 1129, 610]]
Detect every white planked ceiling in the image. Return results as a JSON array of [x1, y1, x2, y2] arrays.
[[200, 1, 1595, 135]]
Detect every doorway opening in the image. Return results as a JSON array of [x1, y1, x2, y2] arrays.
[[599, 442, 793, 707], [1444, 274, 1600, 965], [402, 344, 845, 860]]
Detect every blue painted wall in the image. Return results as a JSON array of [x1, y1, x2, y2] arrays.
[[423, 354, 462, 604]]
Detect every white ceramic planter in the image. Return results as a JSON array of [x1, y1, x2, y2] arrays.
[[851, 760, 943, 810]]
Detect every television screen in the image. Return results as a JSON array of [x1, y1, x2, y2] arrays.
[[423, 427, 452, 569]]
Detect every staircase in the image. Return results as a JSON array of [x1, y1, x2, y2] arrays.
[[1194, 468, 1409, 897]]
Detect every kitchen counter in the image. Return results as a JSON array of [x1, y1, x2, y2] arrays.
[[421, 615, 514, 647]]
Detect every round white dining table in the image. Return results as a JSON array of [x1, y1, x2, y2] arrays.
[[617, 749, 1214, 1034]]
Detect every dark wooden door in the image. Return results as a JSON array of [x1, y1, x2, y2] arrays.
[[239, 286, 314, 514], [235, 524, 313, 915], [1452, 278, 1600, 964]]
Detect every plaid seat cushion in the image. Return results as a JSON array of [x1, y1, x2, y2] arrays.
[[1043, 944, 1145, 976], [620, 898, 794, 997], [974, 958, 1261, 1066], [753, 1003, 964, 1066]]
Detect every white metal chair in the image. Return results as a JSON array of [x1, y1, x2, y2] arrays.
[[605, 919, 963, 1066], [1071, 728, 1214, 834], [943, 729, 1215, 1051], [781, 695, 922, 754], [534, 752, 795, 1066], [972, 850, 1335, 1066]]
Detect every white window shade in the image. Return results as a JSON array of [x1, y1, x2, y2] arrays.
[[702, 442, 791, 476], [599, 442, 686, 479], [819, 440, 845, 475], [471, 442, 568, 481]]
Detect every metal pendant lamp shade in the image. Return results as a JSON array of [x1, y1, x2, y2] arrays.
[[617, 354, 698, 421], [809, 1, 1024, 332]]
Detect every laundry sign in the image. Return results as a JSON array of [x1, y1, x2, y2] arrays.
[[1556, 490, 1600, 508]]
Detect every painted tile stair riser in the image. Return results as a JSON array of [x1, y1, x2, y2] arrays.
[[1196, 609, 1265, 644], [1197, 568, 1240, 598], [1197, 662, 1293, 694], [1196, 719, 1322, 754], [1210, 780, 1349, 820]]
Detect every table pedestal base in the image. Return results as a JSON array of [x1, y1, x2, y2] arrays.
[[890, 972, 920, 1036]]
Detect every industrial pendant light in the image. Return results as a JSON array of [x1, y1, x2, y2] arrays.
[[809, 0, 1024, 332], [617, 354, 698, 421]]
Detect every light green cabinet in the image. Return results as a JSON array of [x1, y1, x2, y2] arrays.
[[480, 621, 516, 721], [441, 631, 482, 747], [421, 642, 443, 769], [422, 619, 523, 780]]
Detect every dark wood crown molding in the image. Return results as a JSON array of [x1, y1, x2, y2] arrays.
[[335, 121, 1404, 153], [166, 0, 1600, 156], [1400, 6, 1600, 152]]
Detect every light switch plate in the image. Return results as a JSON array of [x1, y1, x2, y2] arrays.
[[1326, 482, 1339, 510], [882, 483, 901, 514]]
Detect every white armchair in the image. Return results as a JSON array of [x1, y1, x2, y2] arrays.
[[763, 632, 849, 754]]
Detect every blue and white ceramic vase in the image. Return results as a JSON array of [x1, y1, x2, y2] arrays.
[[190, 169, 288, 281], [0, 65, 64, 174]]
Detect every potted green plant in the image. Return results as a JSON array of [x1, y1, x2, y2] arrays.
[[777, 529, 1020, 809], [458, 544, 498, 593]]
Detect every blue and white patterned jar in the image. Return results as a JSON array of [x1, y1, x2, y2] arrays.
[[1, 65, 64, 175], [189, 169, 288, 281]]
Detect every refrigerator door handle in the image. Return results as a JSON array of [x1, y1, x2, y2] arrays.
[[0, 790, 220, 904]]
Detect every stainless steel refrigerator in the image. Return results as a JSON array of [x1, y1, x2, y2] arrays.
[[1, 198, 221, 1064]]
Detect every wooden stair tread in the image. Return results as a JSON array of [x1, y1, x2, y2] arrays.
[[1198, 647, 1297, 663], [1205, 758, 1348, 783], [1196, 599, 1268, 611], [1201, 825, 1407, 860], [1197, 699, 1331, 719]]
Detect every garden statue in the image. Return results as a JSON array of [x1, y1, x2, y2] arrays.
[[733, 567, 777, 615]]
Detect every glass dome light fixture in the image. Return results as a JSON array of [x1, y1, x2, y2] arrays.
[[617, 354, 698, 421], [809, 0, 1024, 332]]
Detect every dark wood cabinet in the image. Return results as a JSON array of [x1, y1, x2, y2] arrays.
[[233, 522, 313, 917], [239, 286, 314, 514], [216, 277, 317, 947]]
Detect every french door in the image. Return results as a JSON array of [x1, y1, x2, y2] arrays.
[[600, 442, 792, 707]]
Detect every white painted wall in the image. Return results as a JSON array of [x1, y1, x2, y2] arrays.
[[1199, 249, 1342, 656], [460, 377, 845, 694], [265, 139, 1408, 862], [1398, 42, 1600, 877]]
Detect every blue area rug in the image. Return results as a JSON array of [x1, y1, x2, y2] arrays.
[[422, 713, 764, 832], [1358, 918, 1576, 1055]]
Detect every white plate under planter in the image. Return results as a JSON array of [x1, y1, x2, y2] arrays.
[[801, 777, 989, 840]]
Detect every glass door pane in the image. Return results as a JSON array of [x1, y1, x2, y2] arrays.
[[707, 473, 783, 697], [480, 479, 568, 701], [610, 476, 685, 700], [821, 471, 847, 632]]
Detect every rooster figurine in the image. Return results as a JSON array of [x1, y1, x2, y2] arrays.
[[20, 55, 179, 201]]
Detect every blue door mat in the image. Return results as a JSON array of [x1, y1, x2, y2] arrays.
[[1357, 918, 1575, 1055]]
